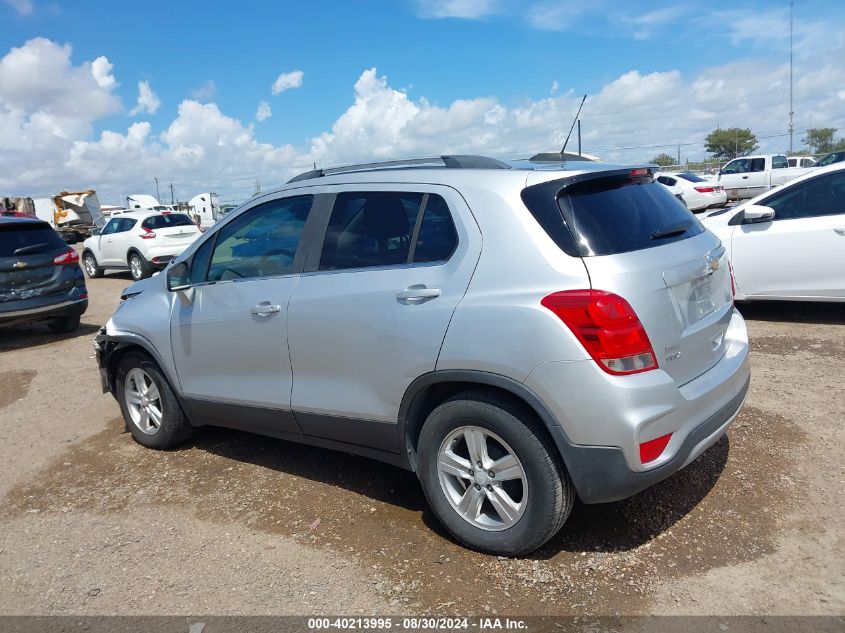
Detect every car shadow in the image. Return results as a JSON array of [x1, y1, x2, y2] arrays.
[[187, 424, 729, 556], [737, 300, 845, 325], [188, 426, 430, 513], [0, 322, 102, 351]]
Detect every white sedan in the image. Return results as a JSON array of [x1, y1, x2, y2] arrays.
[[701, 163, 845, 302], [655, 171, 727, 212]]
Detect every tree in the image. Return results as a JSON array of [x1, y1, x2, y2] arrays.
[[705, 127, 759, 160], [803, 128, 837, 154], [650, 153, 676, 167]]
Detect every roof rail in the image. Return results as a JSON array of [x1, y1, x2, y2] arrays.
[[287, 154, 511, 183]]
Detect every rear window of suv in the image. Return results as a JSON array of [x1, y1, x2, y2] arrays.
[[0, 222, 67, 257], [141, 213, 195, 229], [522, 174, 704, 257]]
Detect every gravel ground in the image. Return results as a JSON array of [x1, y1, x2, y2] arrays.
[[0, 262, 842, 616]]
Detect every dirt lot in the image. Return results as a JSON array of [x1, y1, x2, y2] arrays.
[[0, 266, 842, 616]]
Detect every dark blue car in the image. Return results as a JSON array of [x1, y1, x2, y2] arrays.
[[0, 216, 88, 332]]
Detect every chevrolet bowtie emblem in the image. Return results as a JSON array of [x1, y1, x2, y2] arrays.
[[12, 261, 27, 269]]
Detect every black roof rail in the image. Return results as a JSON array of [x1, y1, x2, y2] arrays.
[[287, 154, 511, 183]]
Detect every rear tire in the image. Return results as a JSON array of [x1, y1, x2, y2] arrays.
[[417, 390, 574, 556], [47, 315, 80, 333], [128, 252, 150, 281], [82, 252, 103, 278], [115, 351, 194, 449]]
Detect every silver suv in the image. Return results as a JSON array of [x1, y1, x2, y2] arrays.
[[94, 156, 750, 555]]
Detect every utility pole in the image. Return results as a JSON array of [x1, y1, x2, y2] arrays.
[[789, 0, 794, 153], [154, 177, 161, 203], [677, 144, 681, 166], [169, 182, 175, 204]]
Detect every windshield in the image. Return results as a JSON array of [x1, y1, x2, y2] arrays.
[[816, 152, 845, 167]]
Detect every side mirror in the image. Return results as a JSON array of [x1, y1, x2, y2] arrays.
[[166, 261, 190, 292], [742, 204, 775, 224]]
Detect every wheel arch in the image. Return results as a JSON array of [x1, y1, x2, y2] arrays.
[[398, 370, 573, 474]]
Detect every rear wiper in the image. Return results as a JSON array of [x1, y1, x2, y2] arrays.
[[13, 242, 51, 255], [651, 221, 692, 240]]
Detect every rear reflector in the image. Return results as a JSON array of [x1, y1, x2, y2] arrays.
[[640, 433, 673, 464], [694, 186, 715, 193], [53, 249, 79, 265], [541, 290, 658, 375]]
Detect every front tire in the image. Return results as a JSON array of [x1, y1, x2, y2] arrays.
[[82, 252, 103, 278], [417, 390, 574, 556], [128, 252, 150, 281], [115, 352, 194, 449]]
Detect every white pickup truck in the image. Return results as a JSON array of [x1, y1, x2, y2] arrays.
[[717, 154, 814, 200]]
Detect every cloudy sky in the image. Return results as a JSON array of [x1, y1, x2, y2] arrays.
[[1, 0, 843, 204]]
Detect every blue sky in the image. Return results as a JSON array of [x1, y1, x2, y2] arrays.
[[1, 0, 844, 201]]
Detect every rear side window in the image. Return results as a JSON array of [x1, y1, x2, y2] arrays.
[[523, 176, 704, 258], [142, 213, 195, 229], [319, 192, 458, 271], [0, 223, 67, 257]]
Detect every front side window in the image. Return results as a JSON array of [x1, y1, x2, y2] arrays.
[[206, 195, 312, 282], [722, 159, 748, 174], [765, 172, 845, 221], [750, 158, 765, 172]]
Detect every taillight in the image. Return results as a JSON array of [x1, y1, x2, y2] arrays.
[[541, 290, 658, 375], [629, 168, 650, 177], [694, 186, 715, 193], [53, 249, 79, 265], [140, 226, 156, 239], [640, 433, 673, 464]]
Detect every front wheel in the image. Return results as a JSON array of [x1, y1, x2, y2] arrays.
[[82, 252, 103, 278], [417, 390, 574, 556], [128, 252, 150, 281], [115, 352, 194, 449]]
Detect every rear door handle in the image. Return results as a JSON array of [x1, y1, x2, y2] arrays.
[[250, 302, 281, 316], [396, 285, 441, 303], [834, 227, 845, 235]]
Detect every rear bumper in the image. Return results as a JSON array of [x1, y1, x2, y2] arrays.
[[525, 307, 751, 503], [0, 295, 88, 327], [548, 375, 748, 503]]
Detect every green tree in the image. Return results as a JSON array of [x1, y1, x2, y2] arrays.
[[830, 137, 845, 151], [803, 127, 837, 154], [705, 127, 759, 160], [650, 153, 676, 167]]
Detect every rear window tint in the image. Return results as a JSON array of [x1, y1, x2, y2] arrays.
[[677, 172, 706, 183], [522, 175, 703, 258], [0, 223, 67, 257], [141, 214, 195, 229]]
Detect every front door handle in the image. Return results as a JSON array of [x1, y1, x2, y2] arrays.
[[396, 285, 441, 303], [250, 302, 281, 316], [834, 227, 845, 235], [741, 176, 749, 179]]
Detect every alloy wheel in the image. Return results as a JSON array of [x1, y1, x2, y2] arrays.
[[124, 368, 163, 435]]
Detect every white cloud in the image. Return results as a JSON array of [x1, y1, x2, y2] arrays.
[[271, 70, 303, 95], [91, 55, 116, 89], [550, 80, 559, 94], [415, 0, 501, 19], [191, 79, 216, 102], [129, 80, 160, 115], [2, 36, 844, 204], [255, 100, 271, 122], [3, 0, 33, 15]]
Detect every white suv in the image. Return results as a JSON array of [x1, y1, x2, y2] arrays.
[[82, 211, 200, 280]]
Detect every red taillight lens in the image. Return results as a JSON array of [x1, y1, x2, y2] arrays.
[[640, 433, 673, 464], [541, 290, 658, 375], [629, 168, 650, 177], [140, 227, 156, 239], [694, 186, 715, 193], [53, 249, 79, 265]]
